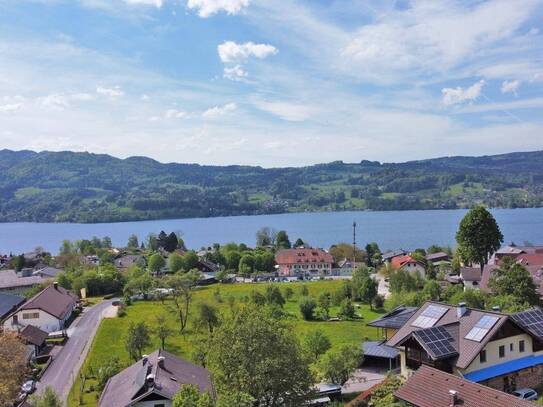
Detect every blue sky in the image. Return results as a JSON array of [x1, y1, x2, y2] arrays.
[[0, 0, 542, 167]]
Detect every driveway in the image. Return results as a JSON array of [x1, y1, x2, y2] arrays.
[[341, 366, 387, 394], [36, 299, 116, 404]]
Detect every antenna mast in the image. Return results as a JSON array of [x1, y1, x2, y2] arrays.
[[352, 221, 357, 267]]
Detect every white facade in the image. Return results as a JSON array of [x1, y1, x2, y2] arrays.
[[2, 306, 72, 333], [401, 262, 426, 278]]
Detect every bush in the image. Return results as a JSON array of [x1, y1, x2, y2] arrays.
[[372, 294, 385, 309], [117, 304, 127, 317], [338, 299, 356, 320], [299, 296, 317, 320]]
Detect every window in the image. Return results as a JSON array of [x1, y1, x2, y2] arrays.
[[519, 340, 525, 353], [479, 350, 487, 363], [499, 345, 505, 358], [510, 343, 514, 352], [22, 312, 39, 319]]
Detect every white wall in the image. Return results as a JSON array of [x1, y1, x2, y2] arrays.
[[402, 262, 426, 278], [2, 308, 62, 333]]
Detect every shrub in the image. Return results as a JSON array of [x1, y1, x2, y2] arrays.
[[299, 296, 317, 320]]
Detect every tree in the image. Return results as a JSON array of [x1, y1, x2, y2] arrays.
[[299, 296, 317, 320], [253, 251, 275, 272], [389, 269, 418, 294], [329, 243, 366, 264], [168, 252, 185, 273], [224, 250, 241, 271], [0, 333, 27, 405], [183, 251, 200, 271], [421, 280, 441, 301], [127, 234, 139, 249], [216, 391, 255, 407], [148, 253, 165, 274], [319, 345, 363, 385], [173, 384, 214, 407], [238, 254, 254, 276], [365, 242, 381, 267], [155, 314, 172, 349], [318, 292, 331, 319], [304, 330, 331, 362], [359, 275, 378, 310], [284, 286, 294, 301], [124, 267, 154, 300], [275, 230, 291, 249], [195, 302, 220, 333], [125, 321, 151, 361], [96, 358, 121, 392], [456, 206, 504, 271], [166, 272, 197, 333], [164, 232, 179, 252], [338, 299, 356, 319], [256, 227, 277, 247], [294, 238, 305, 248], [372, 294, 385, 309], [265, 286, 285, 307], [207, 307, 313, 406], [488, 258, 540, 306], [30, 387, 62, 407]]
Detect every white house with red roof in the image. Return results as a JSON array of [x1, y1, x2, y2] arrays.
[[275, 248, 333, 277], [390, 254, 426, 277]]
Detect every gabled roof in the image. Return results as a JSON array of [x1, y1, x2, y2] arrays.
[[0, 292, 25, 319], [33, 267, 63, 278], [425, 252, 449, 261], [511, 307, 543, 341], [19, 324, 48, 346], [19, 284, 77, 320], [382, 249, 406, 261], [390, 255, 423, 270], [387, 301, 509, 369], [516, 253, 543, 267], [460, 267, 482, 282], [362, 340, 400, 359], [98, 349, 214, 407], [275, 248, 333, 265], [0, 270, 47, 289], [394, 365, 534, 407], [367, 305, 417, 329]]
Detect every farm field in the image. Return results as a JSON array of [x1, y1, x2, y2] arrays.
[[67, 280, 384, 406]]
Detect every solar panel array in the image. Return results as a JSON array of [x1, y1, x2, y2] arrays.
[[512, 308, 543, 339], [411, 305, 448, 328], [465, 315, 500, 342], [413, 326, 458, 359]]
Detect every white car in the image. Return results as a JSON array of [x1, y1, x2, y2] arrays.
[[512, 388, 538, 401], [21, 380, 36, 394]]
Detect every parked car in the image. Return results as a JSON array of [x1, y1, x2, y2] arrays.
[[21, 380, 36, 394], [512, 388, 538, 401]]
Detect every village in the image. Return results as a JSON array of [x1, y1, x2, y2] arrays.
[[1, 206, 543, 406]]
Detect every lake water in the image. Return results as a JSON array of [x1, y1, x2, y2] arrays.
[[1, 208, 542, 254]]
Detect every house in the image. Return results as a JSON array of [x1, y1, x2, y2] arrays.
[[390, 255, 426, 277], [0, 292, 25, 320], [368, 305, 418, 340], [33, 266, 63, 279], [3, 282, 78, 333], [382, 249, 407, 263], [494, 245, 543, 264], [0, 269, 48, 294], [197, 259, 220, 274], [114, 254, 145, 271], [275, 248, 333, 276], [459, 267, 482, 290], [387, 301, 543, 392], [98, 349, 215, 407], [425, 252, 450, 265], [19, 324, 48, 360], [394, 365, 534, 407], [0, 254, 11, 268]]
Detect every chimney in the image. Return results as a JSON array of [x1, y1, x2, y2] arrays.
[[492, 305, 501, 312], [146, 374, 155, 387], [142, 355, 148, 366], [158, 356, 165, 368], [449, 390, 458, 406], [53, 281, 58, 290], [457, 302, 467, 318]]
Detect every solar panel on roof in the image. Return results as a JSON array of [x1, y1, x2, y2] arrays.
[[411, 305, 448, 328], [413, 326, 457, 359], [512, 308, 543, 339], [465, 315, 499, 342]]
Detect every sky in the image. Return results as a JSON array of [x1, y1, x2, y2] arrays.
[[0, 0, 542, 167]]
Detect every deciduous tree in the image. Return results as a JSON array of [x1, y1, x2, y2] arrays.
[[304, 330, 331, 362], [319, 345, 363, 385], [0, 333, 27, 405], [125, 321, 151, 361]]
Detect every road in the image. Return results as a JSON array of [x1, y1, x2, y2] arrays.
[[36, 299, 116, 404]]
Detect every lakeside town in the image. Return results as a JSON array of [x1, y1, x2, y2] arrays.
[[1, 205, 543, 406]]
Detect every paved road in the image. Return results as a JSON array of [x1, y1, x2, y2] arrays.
[[36, 299, 116, 404]]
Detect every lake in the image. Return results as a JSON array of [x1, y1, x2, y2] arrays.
[[1, 208, 542, 254]]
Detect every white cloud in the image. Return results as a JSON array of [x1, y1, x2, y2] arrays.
[[38, 92, 95, 111], [140, 94, 150, 101], [223, 65, 247, 81], [501, 79, 521, 95], [218, 41, 277, 63], [255, 100, 316, 122], [187, 0, 250, 18], [202, 102, 237, 119], [459, 97, 543, 114], [442, 80, 486, 106], [164, 109, 188, 119], [123, 0, 163, 7], [0, 103, 23, 113], [96, 86, 124, 97]]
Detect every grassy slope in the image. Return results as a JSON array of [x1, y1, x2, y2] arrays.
[[67, 281, 384, 406]]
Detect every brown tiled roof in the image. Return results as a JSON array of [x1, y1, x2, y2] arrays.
[[275, 248, 333, 265], [98, 349, 215, 407], [395, 365, 534, 407], [460, 267, 482, 282], [19, 324, 48, 346], [387, 301, 508, 369], [20, 284, 77, 320]]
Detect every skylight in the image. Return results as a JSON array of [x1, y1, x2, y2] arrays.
[[465, 315, 500, 342], [412, 305, 448, 328]]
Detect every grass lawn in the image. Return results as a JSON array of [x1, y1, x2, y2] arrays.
[[67, 280, 385, 407]]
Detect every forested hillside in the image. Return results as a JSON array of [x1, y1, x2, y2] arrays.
[[1, 149, 542, 223]]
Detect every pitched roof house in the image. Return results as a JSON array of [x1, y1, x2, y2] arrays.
[[382, 249, 407, 263], [425, 252, 450, 264], [394, 365, 534, 407], [387, 301, 543, 392], [390, 255, 426, 277], [19, 324, 48, 359], [0, 269, 48, 294], [33, 266, 63, 278], [368, 305, 418, 340], [275, 248, 333, 276], [98, 349, 215, 407], [2, 283, 78, 333]]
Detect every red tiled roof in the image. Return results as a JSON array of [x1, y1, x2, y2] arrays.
[[20, 284, 77, 320], [516, 254, 543, 267], [395, 365, 534, 407], [390, 255, 421, 269], [275, 248, 333, 265]]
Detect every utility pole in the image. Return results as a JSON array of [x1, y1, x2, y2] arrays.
[[352, 221, 357, 267]]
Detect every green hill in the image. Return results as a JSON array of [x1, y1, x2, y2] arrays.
[[1, 149, 542, 223]]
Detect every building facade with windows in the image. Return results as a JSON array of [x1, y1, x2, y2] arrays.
[[275, 248, 333, 276], [386, 301, 543, 392]]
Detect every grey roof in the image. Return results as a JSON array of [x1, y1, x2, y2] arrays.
[[0, 270, 47, 289], [362, 340, 400, 359], [382, 249, 406, 261], [460, 267, 482, 282], [0, 292, 25, 319], [426, 252, 450, 261], [368, 305, 418, 329], [33, 267, 63, 278], [114, 255, 145, 269], [98, 349, 215, 407], [20, 324, 48, 346]]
